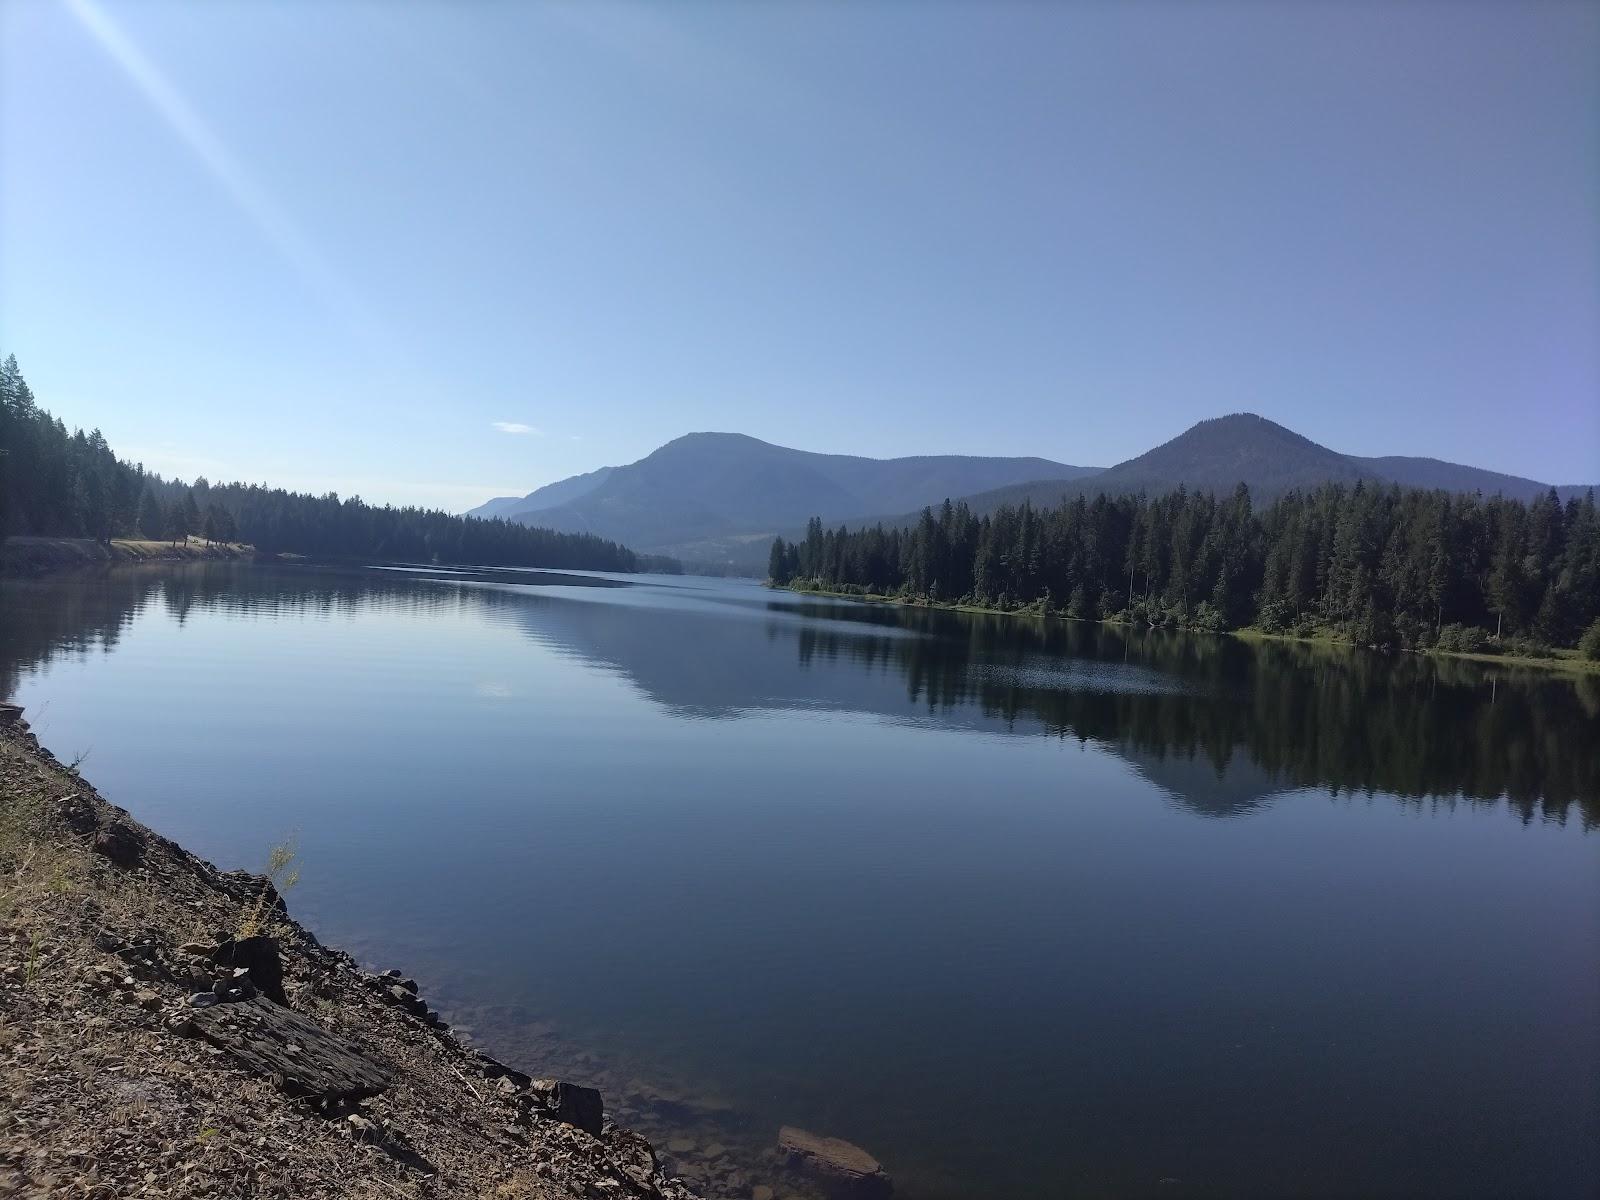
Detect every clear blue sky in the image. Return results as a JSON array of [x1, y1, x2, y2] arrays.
[[3, 0, 1596, 510]]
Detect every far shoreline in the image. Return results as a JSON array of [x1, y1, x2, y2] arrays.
[[773, 582, 1600, 676], [0, 534, 263, 577]]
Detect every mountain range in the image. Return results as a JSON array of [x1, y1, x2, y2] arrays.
[[468, 414, 1593, 574]]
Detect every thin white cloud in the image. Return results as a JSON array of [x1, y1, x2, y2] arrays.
[[492, 421, 543, 435]]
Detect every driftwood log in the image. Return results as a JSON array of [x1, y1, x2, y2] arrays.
[[190, 996, 393, 1101]]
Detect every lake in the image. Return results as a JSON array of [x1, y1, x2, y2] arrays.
[[2, 562, 1596, 1198]]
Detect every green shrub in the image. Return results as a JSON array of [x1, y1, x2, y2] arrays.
[[1255, 600, 1293, 633], [1499, 634, 1553, 660], [1581, 619, 1600, 662], [1435, 623, 1489, 654]]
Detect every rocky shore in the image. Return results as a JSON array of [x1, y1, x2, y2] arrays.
[[0, 706, 895, 1200]]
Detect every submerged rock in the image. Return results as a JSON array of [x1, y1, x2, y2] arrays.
[[778, 1126, 892, 1198]]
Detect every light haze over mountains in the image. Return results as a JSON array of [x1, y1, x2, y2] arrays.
[[470, 415, 1595, 574]]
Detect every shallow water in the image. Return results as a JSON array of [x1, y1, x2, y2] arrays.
[[2, 562, 1596, 1198]]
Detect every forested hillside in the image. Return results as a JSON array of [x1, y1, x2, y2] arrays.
[[0, 356, 646, 572], [772, 481, 1600, 656]]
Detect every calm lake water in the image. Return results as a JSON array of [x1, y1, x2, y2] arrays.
[[2, 562, 1596, 1198]]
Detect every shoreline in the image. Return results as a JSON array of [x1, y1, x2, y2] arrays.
[[0, 708, 884, 1199], [0, 535, 266, 578], [776, 583, 1599, 675]]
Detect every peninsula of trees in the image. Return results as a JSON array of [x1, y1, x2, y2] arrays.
[[0, 356, 658, 573], [770, 481, 1600, 659]]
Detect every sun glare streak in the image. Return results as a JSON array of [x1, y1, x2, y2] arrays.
[[61, 0, 389, 356]]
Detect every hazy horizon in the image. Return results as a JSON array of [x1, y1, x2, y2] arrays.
[[3, 0, 1596, 509]]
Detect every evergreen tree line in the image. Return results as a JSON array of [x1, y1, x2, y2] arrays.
[[771, 480, 1600, 655], [0, 355, 652, 573]]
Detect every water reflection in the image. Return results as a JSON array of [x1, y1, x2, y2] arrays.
[[2, 562, 1595, 827], [3, 563, 1596, 1199]]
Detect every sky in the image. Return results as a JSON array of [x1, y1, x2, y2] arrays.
[[2, 0, 1596, 511]]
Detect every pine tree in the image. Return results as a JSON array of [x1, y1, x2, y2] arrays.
[[179, 491, 200, 543], [166, 500, 189, 546], [138, 489, 165, 539], [768, 537, 792, 585]]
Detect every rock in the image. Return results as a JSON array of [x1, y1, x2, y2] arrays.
[[603, 1128, 661, 1192], [92, 820, 145, 868], [59, 794, 97, 835], [177, 941, 216, 957], [753, 1187, 775, 1200], [477, 1057, 532, 1090], [209, 935, 288, 1007], [212, 972, 256, 1004], [667, 1138, 696, 1154], [529, 1078, 604, 1137], [84, 965, 120, 993], [133, 989, 162, 1011], [0, 703, 22, 726], [188, 992, 220, 1009], [778, 1126, 892, 1199]]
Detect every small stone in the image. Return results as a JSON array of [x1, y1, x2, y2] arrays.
[[753, 1187, 775, 1200], [134, 989, 162, 1011]]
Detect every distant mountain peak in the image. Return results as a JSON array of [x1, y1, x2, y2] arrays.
[[467, 416, 1594, 576], [469, 435, 1097, 563]]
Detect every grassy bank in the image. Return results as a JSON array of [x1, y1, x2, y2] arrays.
[[0, 534, 258, 577], [777, 582, 1600, 675]]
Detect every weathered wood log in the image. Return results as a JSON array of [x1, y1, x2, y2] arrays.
[[190, 996, 392, 1101]]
